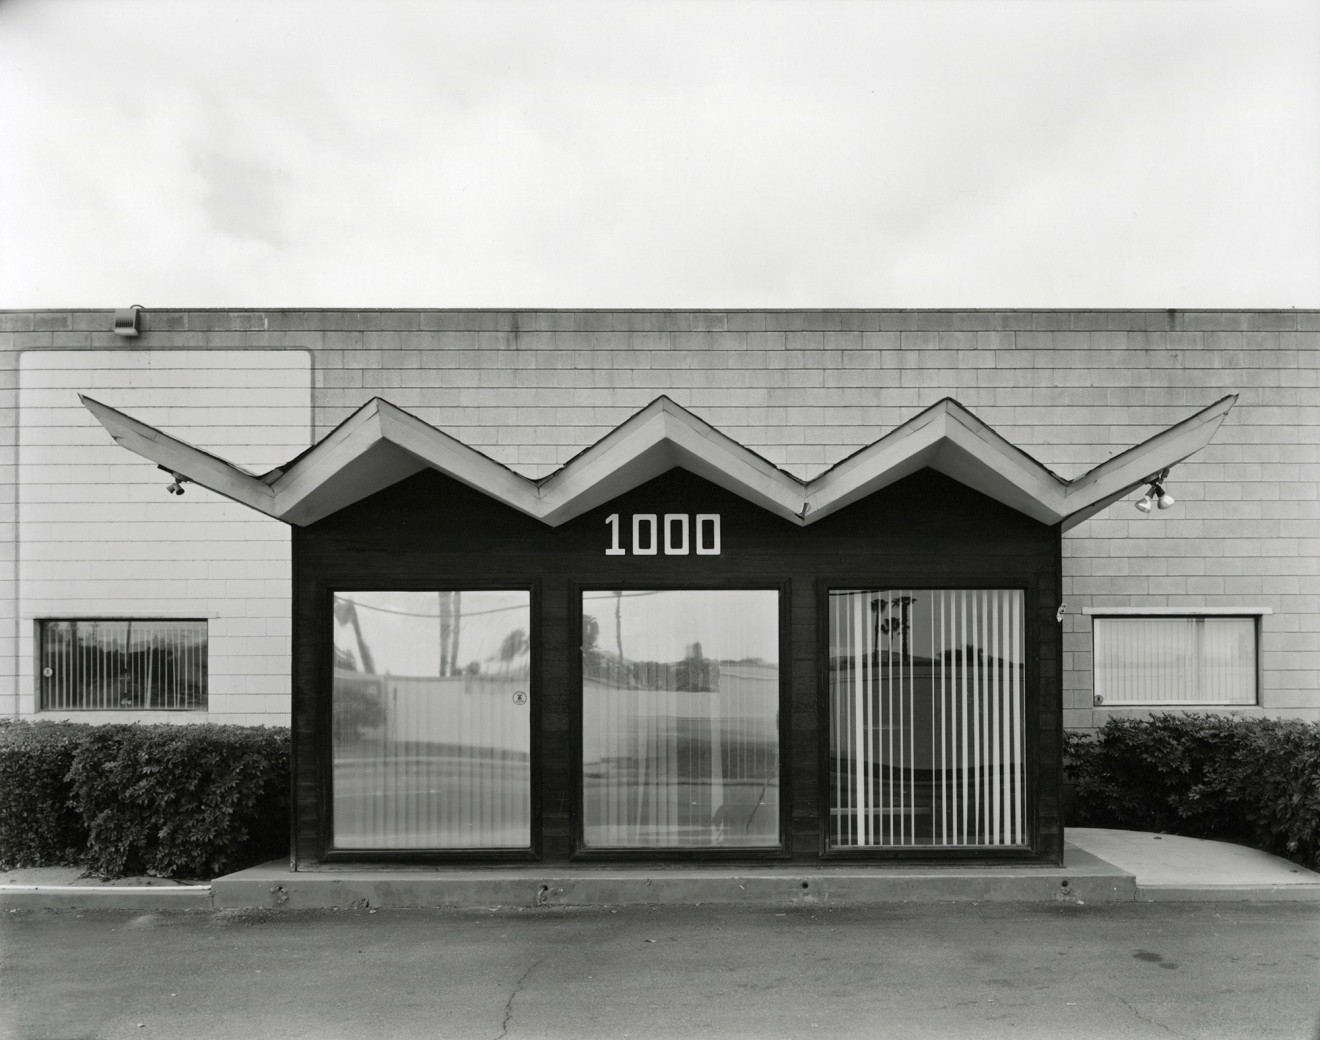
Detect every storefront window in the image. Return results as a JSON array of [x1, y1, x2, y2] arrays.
[[581, 589, 780, 849], [829, 589, 1026, 849], [331, 590, 532, 850]]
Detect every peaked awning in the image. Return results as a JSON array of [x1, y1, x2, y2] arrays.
[[80, 393, 1236, 531]]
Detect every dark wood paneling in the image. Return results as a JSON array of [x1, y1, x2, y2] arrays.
[[292, 466, 1063, 867]]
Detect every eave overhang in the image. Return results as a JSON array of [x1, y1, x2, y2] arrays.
[[80, 392, 1236, 530]]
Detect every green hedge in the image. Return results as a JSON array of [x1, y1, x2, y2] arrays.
[[0, 720, 91, 868], [1065, 714, 1320, 870], [0, 720, 289, 879]]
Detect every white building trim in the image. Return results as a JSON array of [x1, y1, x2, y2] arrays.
[[1083, 607, 1274, 616], [81, 392, 1237, 530]]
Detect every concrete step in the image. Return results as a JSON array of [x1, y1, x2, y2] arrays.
[[210, 847, 1135, 909]]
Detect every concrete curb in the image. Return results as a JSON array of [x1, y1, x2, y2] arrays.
[[0, 884, 213, 911], [6, 845, 1320, 910], [7, 880, 1320, 910], [1137, 884, 1320, 902]]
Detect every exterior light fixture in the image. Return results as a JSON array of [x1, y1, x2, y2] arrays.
[[113, 305, 143, 337], [161, 468, 189, 496], [1134, 468, 1174, 514]]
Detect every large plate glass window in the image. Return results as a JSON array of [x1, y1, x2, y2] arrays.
[[581, 589, 780, 849], [331, 590, 532, 850], [828, 589, 1026, 849]]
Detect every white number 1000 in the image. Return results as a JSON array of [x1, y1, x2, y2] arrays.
[[605, 513, 721, 556]]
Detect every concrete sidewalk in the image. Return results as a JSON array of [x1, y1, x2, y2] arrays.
[[2, 828, 1318, 910], [0, 865, 212, 910], [1067, 827, 1320, 901]]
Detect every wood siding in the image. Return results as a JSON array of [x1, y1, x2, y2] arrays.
[[292, 466, 1063, 866]]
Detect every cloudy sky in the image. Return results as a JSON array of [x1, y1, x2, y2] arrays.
[[1, 0, 1316, 308]]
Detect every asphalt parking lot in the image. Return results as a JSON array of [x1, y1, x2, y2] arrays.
[[3, 901, 1318, 1040]]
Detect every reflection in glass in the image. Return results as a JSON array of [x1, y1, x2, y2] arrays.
[[582, 589, 780, 849], [331, 590, 531, 849], [829, 589, 1026, 849]]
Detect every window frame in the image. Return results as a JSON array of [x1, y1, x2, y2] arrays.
[[36, 617, 208, 712], [819, 584, 1033, 856], [570, 581, 792, 862], [318, 583, 541, 864], [1085, 607, 1269, 709], [816, 578, 1043, 863]]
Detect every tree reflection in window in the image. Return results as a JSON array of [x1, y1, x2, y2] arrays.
[[581, 590, 780, 849], [330, 590, 531, 849]]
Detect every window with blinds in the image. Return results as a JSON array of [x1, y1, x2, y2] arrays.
[[828, 589, 1027, 850], [1092, 615, 1257, 706], [39, 619, 207, 711], [330, 590, 532, 851], [581, 589, 781, 850]]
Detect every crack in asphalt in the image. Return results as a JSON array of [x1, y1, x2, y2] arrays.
[[494, 957, 543, 1040], [1092, 982, 1189, 1038]]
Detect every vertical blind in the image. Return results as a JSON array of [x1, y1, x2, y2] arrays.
[[1093, 616, 1256, 706], [581, 590, 780, 849], [331, 591, 532, 850], [39, 619, 207, 710], [829, 589, 1026, 848]]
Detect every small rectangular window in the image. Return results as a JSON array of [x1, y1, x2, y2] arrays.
[[39, 620, 207, 711], [1092, 615, 1258, 706]]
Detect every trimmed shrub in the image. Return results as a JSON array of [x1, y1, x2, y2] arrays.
[[1066, 713, 1320, 869], [0, 720, 289, 879], [0, 719, 91, 869], [66, 723, 290, 879], [1226, 719, 1320, 871]]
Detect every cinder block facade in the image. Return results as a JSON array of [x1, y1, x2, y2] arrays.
[[2, 309, 1316, 733], [11, 348, 310, 723]]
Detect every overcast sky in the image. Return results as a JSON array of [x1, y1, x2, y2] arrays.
[[1, 0, 1316, 309]]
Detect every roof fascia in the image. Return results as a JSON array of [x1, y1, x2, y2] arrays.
[[268, 400, 433, 525], [79, 395, 279, 516], [1058, 394, 1238, 531], [537, 398, 805, 526], [81, 392, 1236, 532], [269, 400, 543, 525], [376, 403, 542, 516], [802, 400, 1067, 524], [269, 399, 388, 498]]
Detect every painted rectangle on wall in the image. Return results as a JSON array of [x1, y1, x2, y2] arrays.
[[16, 350, 311, 722]]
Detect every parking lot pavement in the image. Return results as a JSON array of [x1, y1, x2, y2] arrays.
[[3, 902, 1319, 1040]]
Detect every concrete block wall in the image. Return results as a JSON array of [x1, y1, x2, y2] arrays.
[[0, 309, 1315, 728], [8, 342, 310, 723]]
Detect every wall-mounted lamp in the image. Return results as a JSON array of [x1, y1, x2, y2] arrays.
[[113, 305, 143, 337], [1134, 468, 1175, 514], [160, 468, 189, 496]]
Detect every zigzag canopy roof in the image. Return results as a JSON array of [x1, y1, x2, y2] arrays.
[[80, 393, 1236, 531]]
